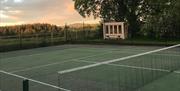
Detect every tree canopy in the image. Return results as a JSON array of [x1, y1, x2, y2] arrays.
[[73, 0, 180, 39]]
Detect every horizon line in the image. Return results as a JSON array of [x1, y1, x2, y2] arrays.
[[0, 21, 100, 27]]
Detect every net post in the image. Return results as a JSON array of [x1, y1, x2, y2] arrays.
[[58, 72, 62, 91], [23, 79, 29, 91]]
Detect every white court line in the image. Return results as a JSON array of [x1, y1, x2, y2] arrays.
[[1, 45, 179, 60], [2, 45, 161, 60], [8, 44, 180, 73], [2, 46, 100, 60], [1, 47, 73, 60], [10, 51, 113, 73], [174, 71, 180, 74], [9, 48, 149, 73], [73, 60, 180, 74], [7, 46, 131, 73], [10, 46, 180, 73], [58, 44, 180, 74], [10, 60, 73, 73], [0, 70, 71, 91], [7, 49, 180, 73]]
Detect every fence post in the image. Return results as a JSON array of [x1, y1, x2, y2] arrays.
[[64, 23, 70, 42], [51, 31, 54, 45], [19, 29, 22, 48], [36, 33, 39, 46], [23, 79, 29, 91]]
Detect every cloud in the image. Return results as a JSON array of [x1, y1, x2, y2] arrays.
[[0, 21, 25, 26], [0, 0, 100, 26], [0, 13, 9, 18], [0, 0, 8, 4], [14, 0, 23, 3], [0, 8, 22, 20], [0, 10, 9, 18], [66, 1, 75, 12]]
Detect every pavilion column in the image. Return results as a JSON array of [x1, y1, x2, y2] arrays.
[[117, 24, 119, 34], [122, 23, 125, 39], [103, 23, 106, 39], [113, 25, 115, 34], [108, 25, 111, 34]]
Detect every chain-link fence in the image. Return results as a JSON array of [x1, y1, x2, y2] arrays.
[[0, 27, 101, 52]]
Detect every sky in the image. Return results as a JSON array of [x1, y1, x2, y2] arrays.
[[0, 0, 100, 26]]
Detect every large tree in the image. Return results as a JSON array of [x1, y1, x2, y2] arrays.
[[73, 0, 178, 38], [73, 0, 142, 37]]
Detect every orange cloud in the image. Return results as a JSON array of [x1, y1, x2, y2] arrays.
[[0, 9, 22, 20], [66, 2, 75, 12], [9, 15, 19, 20], [8, 10, 22, 14], [0, 13, 19, 20]]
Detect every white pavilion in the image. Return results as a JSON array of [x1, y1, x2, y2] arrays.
[[103, 22, 128, 39]]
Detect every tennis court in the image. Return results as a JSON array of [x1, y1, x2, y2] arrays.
[[0, 44, 180, 91]]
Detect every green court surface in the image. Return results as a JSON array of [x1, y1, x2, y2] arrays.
[[0, 44, 180, 91]]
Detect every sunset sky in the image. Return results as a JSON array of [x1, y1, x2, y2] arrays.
[[0, 0, 100, 26]]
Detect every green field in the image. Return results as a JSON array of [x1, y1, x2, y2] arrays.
[[0, 44, 180, 91]]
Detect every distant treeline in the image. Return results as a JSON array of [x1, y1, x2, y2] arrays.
[[0, 23, 99, 36], [0, 23, 62, 36]]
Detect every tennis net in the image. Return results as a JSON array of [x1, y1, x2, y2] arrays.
[[58, 44, 180, 91]]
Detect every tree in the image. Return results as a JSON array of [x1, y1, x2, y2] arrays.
[[73, 0, 179, 39], [141, 0, 180, 39], [73, 0, 142, 37]]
